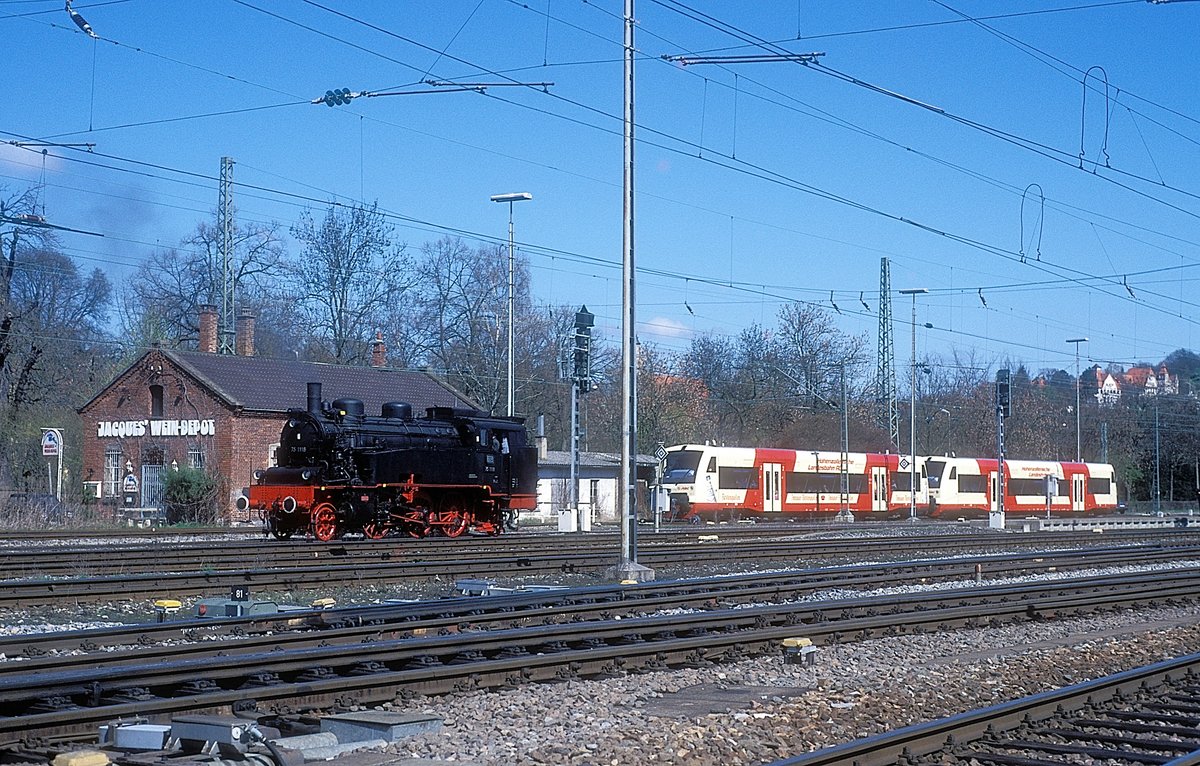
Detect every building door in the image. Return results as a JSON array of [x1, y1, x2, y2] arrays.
[[141, 464, 164, 509], [1072, 474, 1086, 512], [762, 463, 782, 512], [872, 467, 889, 512], [141, 446, 165, 510]]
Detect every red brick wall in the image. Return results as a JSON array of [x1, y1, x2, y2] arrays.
[[80, 349, 285, 522]]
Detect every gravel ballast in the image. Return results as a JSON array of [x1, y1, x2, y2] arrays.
[[379, 603, 1200, 765]]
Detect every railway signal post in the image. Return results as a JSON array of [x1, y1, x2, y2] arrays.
[[992, 369, 1011, 529]]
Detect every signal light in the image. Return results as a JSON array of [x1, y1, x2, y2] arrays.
[[996, 368, 1012, 418]]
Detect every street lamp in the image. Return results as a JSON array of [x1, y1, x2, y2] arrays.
[[925, 407, 952, 455], [489, 192, 533, 417], [1066, 338, 1088, 462], [899, 288, 928, 521]]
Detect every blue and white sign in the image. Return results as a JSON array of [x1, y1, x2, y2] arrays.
[[41, 429, 61, 457]]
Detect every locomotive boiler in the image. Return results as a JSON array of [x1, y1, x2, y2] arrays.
[[244, 382, 538, 540]]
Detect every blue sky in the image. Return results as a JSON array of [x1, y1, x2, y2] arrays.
[[3, 0, 1199, 378]]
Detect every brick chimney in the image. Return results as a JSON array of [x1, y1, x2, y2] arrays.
[[235, 308, 256, 357], [198, 304, 218, 353], [370, 330, 387, 368]]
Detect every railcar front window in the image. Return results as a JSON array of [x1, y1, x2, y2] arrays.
[[663, 450, 702, 483], [925, 459, 945, 489]]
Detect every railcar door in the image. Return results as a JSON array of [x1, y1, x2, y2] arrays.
[[1072, 473, 1086, 511], [871, 467, 888, 512], [762, 463, 782, 513]]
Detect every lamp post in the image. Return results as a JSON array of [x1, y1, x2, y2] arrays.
[[1066, 338, 1088, 462], [899, 288, 928, 521], [489, 192, 533, 416]]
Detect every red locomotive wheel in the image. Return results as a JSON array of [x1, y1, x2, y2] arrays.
[[362, 520, 388, 540], [438, 495, 470, 538], [311, 503, 339, 542]]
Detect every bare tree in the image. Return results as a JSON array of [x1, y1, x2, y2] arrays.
[[122, 213, 288, 352], [289, 202, 409, 364]]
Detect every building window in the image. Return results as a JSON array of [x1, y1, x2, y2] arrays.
[[150, 385, 164, 417], [104, 445, 121, 497], [188, 446, 205, 471]]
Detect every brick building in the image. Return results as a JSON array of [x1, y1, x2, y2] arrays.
[[79, 308, 475, 520]]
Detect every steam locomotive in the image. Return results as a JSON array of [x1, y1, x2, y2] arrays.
[[243, 382, 538, 540]]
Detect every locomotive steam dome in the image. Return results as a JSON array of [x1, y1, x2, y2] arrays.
[[382, 402, 413, 419], [331, 398, 365, 422]]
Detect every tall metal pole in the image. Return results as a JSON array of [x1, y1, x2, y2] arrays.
[[506, 201, 515, 417], [909, 298, 916, 520], [490, 192, 532, 416], [899, 288, 927, 521], [1154, 398, 1162, 515], [1067, 338, 1088, 462], [839, 364, 850, 519], [615, 0, 651, 581], [218, 157, 235, 355]]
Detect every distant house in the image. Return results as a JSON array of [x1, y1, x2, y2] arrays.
[[533, 449, 658, 525], [1086, 363, 1178, 407]]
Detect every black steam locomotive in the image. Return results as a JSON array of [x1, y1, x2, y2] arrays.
[[244, 382, 538, 540]]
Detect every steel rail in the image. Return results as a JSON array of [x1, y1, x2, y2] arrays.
[[5, 535, 1200, 608], [1, 542, 1192, 659], [0, 547, 1180, 672], [1, 528, 1195, 580], [1, 569, 1198, 741], [766, 652, 1200, 766]]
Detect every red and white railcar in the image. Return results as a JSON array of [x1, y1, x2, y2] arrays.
[[925, 457, 1118, 518], [657, 445, 1119, 522], [658, 444, 925, 521]]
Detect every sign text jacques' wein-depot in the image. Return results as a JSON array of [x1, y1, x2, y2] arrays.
[[96, 419, 216, 438]]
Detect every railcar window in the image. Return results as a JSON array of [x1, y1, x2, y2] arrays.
[[891, 472, 914, 491], [663, 450, 702, 483], [1087, 477, 1112, 495], [707, 457, 717, 473], [1006, 478, 1057, 497], [786, 472, 865, 494], [949, 467, 957, 480], [925, 459, 946, 489], [957, 474, 987, 493], [718, 467, 758, 489]]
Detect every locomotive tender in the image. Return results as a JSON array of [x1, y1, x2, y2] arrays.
[[659, 444, 1118, 522], [245, 382, 537, 540]]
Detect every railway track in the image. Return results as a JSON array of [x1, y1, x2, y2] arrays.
[[2, 527, 1193, 578], [3, 529, 1199, 607], [2, 566, 1196, 742], [769, 650, 1200, 766], [3, 543, 1187, 661]]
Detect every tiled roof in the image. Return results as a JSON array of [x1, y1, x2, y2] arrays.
[[163, 350, 478, 415]]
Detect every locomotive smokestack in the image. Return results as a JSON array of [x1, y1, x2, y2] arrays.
[[307, 382, 322, 414]]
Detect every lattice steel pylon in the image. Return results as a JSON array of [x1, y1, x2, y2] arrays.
[[218, 156, 235, 355], [877, 257, 899, 448]]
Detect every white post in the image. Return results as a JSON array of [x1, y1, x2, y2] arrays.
[[898, 289, 927, 521]]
